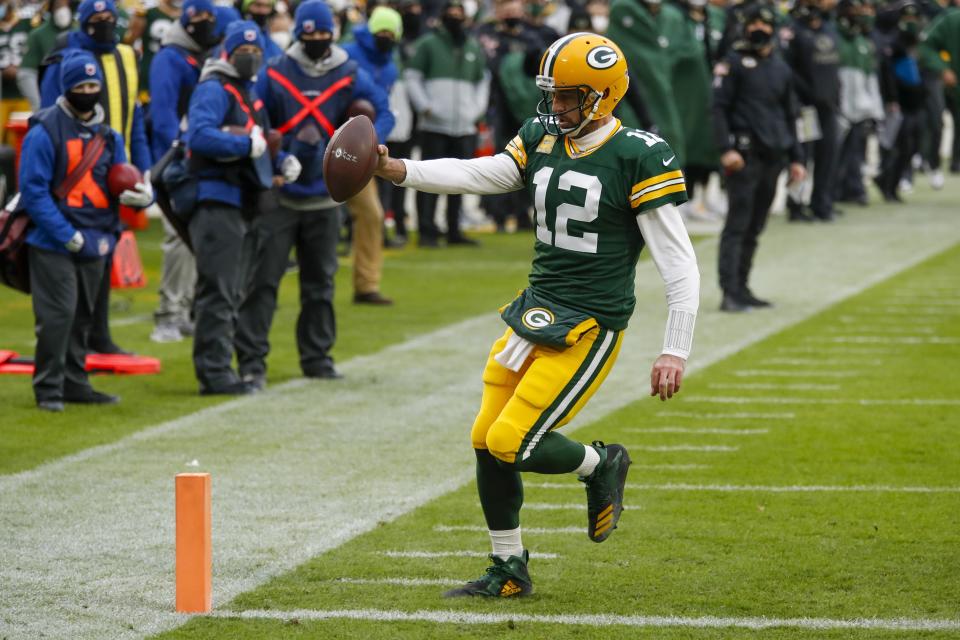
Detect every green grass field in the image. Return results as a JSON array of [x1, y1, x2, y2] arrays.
[[2, 184, 960, 639]]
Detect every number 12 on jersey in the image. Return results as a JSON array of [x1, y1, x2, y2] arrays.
[[532, 167, 602, 254]]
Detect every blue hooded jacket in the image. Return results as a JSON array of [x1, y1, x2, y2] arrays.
[[342, 25, 398, 94]]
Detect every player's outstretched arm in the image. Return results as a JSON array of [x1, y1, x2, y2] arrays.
[[374, 145, 408, 184], [374, 145, 524, 195]]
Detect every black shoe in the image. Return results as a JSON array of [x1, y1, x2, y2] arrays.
[[812, 211, 835, 223], [200, 381, 254, 396], [950, 162, 960, 175], [353, 291, 394, 305], [418, 236, 440, 248], [581, 442, 631, 543], [37, 399, 65, 412], [89, 342, 132, 356], [741, 289, 773, 308], [446, 234, 480, 246], [720, 293, 750, 313], [241, 373, 266, 392], [304, 365, 344, 380], [64, 389, 120, 404], [443, 551, 533, 598]]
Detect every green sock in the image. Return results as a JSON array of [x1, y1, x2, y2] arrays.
[[511, 431, 586, 474], [475, 448, 523, 530]]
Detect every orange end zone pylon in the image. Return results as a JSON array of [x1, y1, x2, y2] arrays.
[[175, 473, 212, 613]]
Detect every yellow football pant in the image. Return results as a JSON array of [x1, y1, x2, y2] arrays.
[[471, 325, 623, 464]]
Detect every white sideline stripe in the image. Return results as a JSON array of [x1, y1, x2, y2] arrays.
[[215, 608, 960, 631], [379, 550, 560, 559], [335, 577, 462, 587], [734, 369, 859, 378], [759, 357, 881, 367], [626, 427, 768, 435], [775, 346, 900, 354], [631, 445, 739, 452], [657, 411, 796, 419], [434, 525, 583, 534], [109, 314, 153, 327], [527, 483, 960, 493], [826, 326, 938, 334], [683, 395, 960, 406], [4, 204, 960, 640], [708, 381, 841, 390], [635, 464, 711, 470], [523, 502, 590, 511], [815, 336, 960, 344]]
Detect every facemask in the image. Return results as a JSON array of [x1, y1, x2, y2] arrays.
[[373, 34, 395, 53], [232, 51, 262, 78], [301, 37, 331, 60], [247, 11, 270, 28], [401, 11, 421, 37], [442, 15, 465, 41], [53, 6, 72, 28], [87, 20, 116, 44], [66, 90, 102, 113], [502, 16, 522, 29], [271, 29, 292, 50], [747, 27, 773, 47], [186, 19, 218, 47]]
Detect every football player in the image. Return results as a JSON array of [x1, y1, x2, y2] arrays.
[[375, 32, 700, 597]]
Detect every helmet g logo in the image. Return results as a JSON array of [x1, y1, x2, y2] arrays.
[[586, 45, 618, 69], [521, 307, 555, 330]]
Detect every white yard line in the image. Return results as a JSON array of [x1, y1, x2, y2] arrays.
[[334, 577, 462, 587], [656, 411, 797, 419], [433, 525, 584, 534], [775, 346, 900, 354], [708, 381, 842, 390], [682, 396, 960, 406], [216, 608, 960, 631], [625, 427, 768, 435], [630, 445, 740, 452], [378, 550, 560, 559], [526, 482, 960, 493], [815, 336, 960, 344], [522, 502, 589, 511], [733, 370, 860, 378], [2, 207, 959, 639]]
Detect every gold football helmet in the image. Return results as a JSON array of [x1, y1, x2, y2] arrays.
[[536, 32, 630, 136]]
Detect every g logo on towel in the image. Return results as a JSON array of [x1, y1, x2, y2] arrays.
[[522, 307, 555, 330]]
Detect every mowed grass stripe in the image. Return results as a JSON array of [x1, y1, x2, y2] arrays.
[[525, 482, 960, 493], [215, 608, 960, 631]]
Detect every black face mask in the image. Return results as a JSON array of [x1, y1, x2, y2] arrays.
[[301, 37, 331, 60], [442, 15, 465, 42], [401, 12, 421, 38], [87, 20, 116, 44], [232, 51, 262, 78], [186, 19, 218, 47], [502, 16, 522, 29], [247, 11, 270, 28], [373, 34, 395, 54], [747, 27, 773, 47], [66, 90, 101, 114]]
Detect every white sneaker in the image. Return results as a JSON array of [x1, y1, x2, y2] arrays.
[[150, 324, 183, 343], [930, 170, 945, 190], [898, 178, 914, 194]]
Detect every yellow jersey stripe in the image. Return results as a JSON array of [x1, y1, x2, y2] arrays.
[[632, 182, 687, 207], [630, 177, 687, 201], [506, 136, 527, 169], [632, 169, 684, 194]]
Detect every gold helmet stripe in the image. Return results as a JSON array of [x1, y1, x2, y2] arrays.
[[540, 32, 591, 79]]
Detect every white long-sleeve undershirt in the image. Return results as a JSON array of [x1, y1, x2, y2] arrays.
[[399, 149, 700, 359]]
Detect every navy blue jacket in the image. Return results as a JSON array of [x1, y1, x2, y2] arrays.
[[256, 50, 393, 199], [21, 103, 126, 257], [149, 44, 203, 162], [343, 26, 399, 94], [187, 69, 278, 208], [40, 31, 152, 172]]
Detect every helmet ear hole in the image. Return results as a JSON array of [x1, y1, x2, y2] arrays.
[[603, 88, 610, 98]]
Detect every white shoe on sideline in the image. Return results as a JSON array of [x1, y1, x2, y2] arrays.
[[150, 324, 183, 343], [930, 170, 945, 190]]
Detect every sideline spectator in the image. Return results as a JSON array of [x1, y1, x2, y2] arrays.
[[18, 0, 75, 110], [404, 0, 489, 247], [21, 50, 152, 411], [139, 0, 181, 101], [0, 1, 33, 138]]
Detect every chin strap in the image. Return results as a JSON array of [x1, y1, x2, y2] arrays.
[[561, 89, 603, 138]]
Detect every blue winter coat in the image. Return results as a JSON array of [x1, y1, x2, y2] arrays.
[[255, 51, 393, 199], [149, 45, 203, 162], [40, 31, 152, 172], [20, 104, 126, 257], [343, 26, 399, 94]]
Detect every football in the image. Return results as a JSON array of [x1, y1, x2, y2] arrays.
[[107, 163, 143, 197], [346, 99, 376, 120], [322, 115, 379, 202]]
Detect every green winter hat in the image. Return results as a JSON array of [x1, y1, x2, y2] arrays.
[[241, 0, 274, 13], [368, 6, 402, 39]]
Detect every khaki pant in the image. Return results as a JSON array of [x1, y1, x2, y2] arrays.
[[346, 179, 384, 295]]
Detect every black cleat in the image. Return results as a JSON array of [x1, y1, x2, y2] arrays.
[[581, 442, 631, 543], [720, 293, 750, 313], [64, 389, 120, 404], [741, 289, 773, 308], [443, 551, 533, 598]]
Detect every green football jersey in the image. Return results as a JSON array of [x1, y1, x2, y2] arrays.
[[140, 6, 177, 92], [504, 117, 688, 331], [0, 18, 33, 100]]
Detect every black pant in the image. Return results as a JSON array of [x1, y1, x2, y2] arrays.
[[922, 75, 945, 171], [86, 254, 115, 352], [834, 121, 868, 201], [878, 109, 923, 196], [718, 155, 784, 296], [415, 132, 476, 241], [948, 91, 960, 168], [29, 246, 105, 402], [810, 106, 839, 219], [236, 202, 340, 378], [190, 202, 255, 392], [379, 139, 414, 237]]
